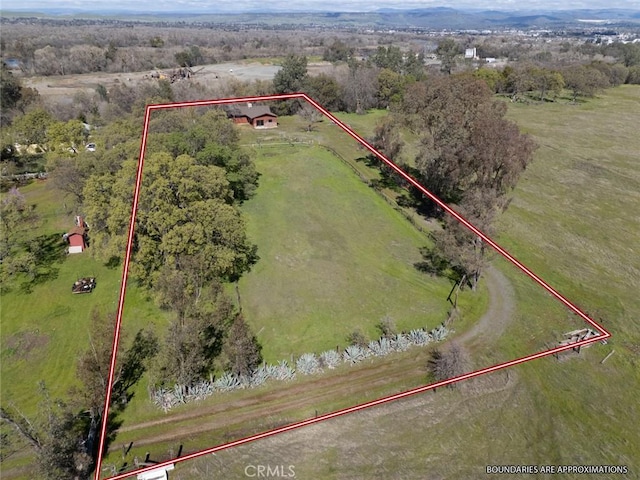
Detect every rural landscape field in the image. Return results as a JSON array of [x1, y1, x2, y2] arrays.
[[1, 4, 639, 480], [165, 85, 640, 480]]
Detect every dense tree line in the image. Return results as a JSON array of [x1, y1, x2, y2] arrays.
[[2, 43, 634, 292], [472, 60, 632, 101], [374, 74, 537, 290], [1, 21, 381, 75], [2, 27, 639, 477], [3, 16, 640, 86]]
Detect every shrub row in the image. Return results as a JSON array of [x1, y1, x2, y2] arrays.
[[150, 323, 450, 412]]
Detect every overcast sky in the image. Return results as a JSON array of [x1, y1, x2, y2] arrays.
[[2, 0, 639, 12]]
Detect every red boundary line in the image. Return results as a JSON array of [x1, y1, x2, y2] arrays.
[[95, 93, 611, 480]]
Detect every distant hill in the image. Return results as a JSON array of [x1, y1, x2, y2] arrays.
[[1, 7, 639, 29]]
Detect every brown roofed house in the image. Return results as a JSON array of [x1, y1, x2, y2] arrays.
[[226, 103, 278, 129]]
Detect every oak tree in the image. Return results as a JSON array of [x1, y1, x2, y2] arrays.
[[563, 65, 609, 102], [273, 54, 308, 94], [155, 281, 234, 386], [401, 75, 535, 288], [303, 73, 344, 112], [83, 152, 257, 289], [436, 38, 461, 75], [273, 54, 308, 115]]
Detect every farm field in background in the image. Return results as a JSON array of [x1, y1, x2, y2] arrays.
[[172, 86, 640, 479], [2, 87, 638, 479]]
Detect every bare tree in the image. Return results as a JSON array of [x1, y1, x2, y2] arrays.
[[1, 385, 92, 480], [298, 104, 323, 132], [73, 309, 158, 457], [428, 342, 471, 387], [0, 405, 41, 451], [340, 61, 378, 114]]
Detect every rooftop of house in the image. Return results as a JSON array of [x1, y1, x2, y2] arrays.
[[67, 226, 85, 236], [227, 104, 276, 120]]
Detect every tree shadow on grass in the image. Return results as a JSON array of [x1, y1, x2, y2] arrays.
[[414, 245, 467, 290], [105, 256, 121, 269], [18, 233, 67, 293]]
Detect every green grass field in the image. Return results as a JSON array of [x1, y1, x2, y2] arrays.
[[168, 86, 640, 479], [5, 87, 638, 479], [236, 143, 477, 362], [1, 106, 489, 478], [102, 87, 640, 480], [0, 181, 169, 414], [501, 87, 640, 341]]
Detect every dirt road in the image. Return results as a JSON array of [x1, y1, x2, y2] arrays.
[[457, 265, 516, 349], [106, 264, 517, 464], [23, 61, 336, 104]]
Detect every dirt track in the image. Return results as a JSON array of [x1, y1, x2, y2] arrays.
[[23, 61, 336, 104], [458, 265, 516, 349], [106, 263, 517, 463]]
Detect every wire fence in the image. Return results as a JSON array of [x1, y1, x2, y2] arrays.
[[242, 139, 431, 237]]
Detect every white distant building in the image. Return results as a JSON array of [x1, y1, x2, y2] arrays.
[[465, 48, 478, 59]]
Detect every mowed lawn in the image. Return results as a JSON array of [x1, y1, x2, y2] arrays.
[[237, 144, 462, 362], [0, 181, 167, 417]]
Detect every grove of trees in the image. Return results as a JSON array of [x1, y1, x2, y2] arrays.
[[79, 107, 262, 394], [371, 75, 537, 291], [2, 19, 640, 478]]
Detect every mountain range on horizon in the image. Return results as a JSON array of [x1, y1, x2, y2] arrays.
[[2, 6, 639, 29]]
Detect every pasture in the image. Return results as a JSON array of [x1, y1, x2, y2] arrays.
[[103, 124, 489, 470], [0, 181, 169, 416], [1, 106, 489, 478], [5, 86, 637, 478], [163, 86, 640, 479], [236, 143, 470, 362]]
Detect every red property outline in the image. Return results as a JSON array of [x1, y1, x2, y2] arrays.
[[95, 93, 611, 480]]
